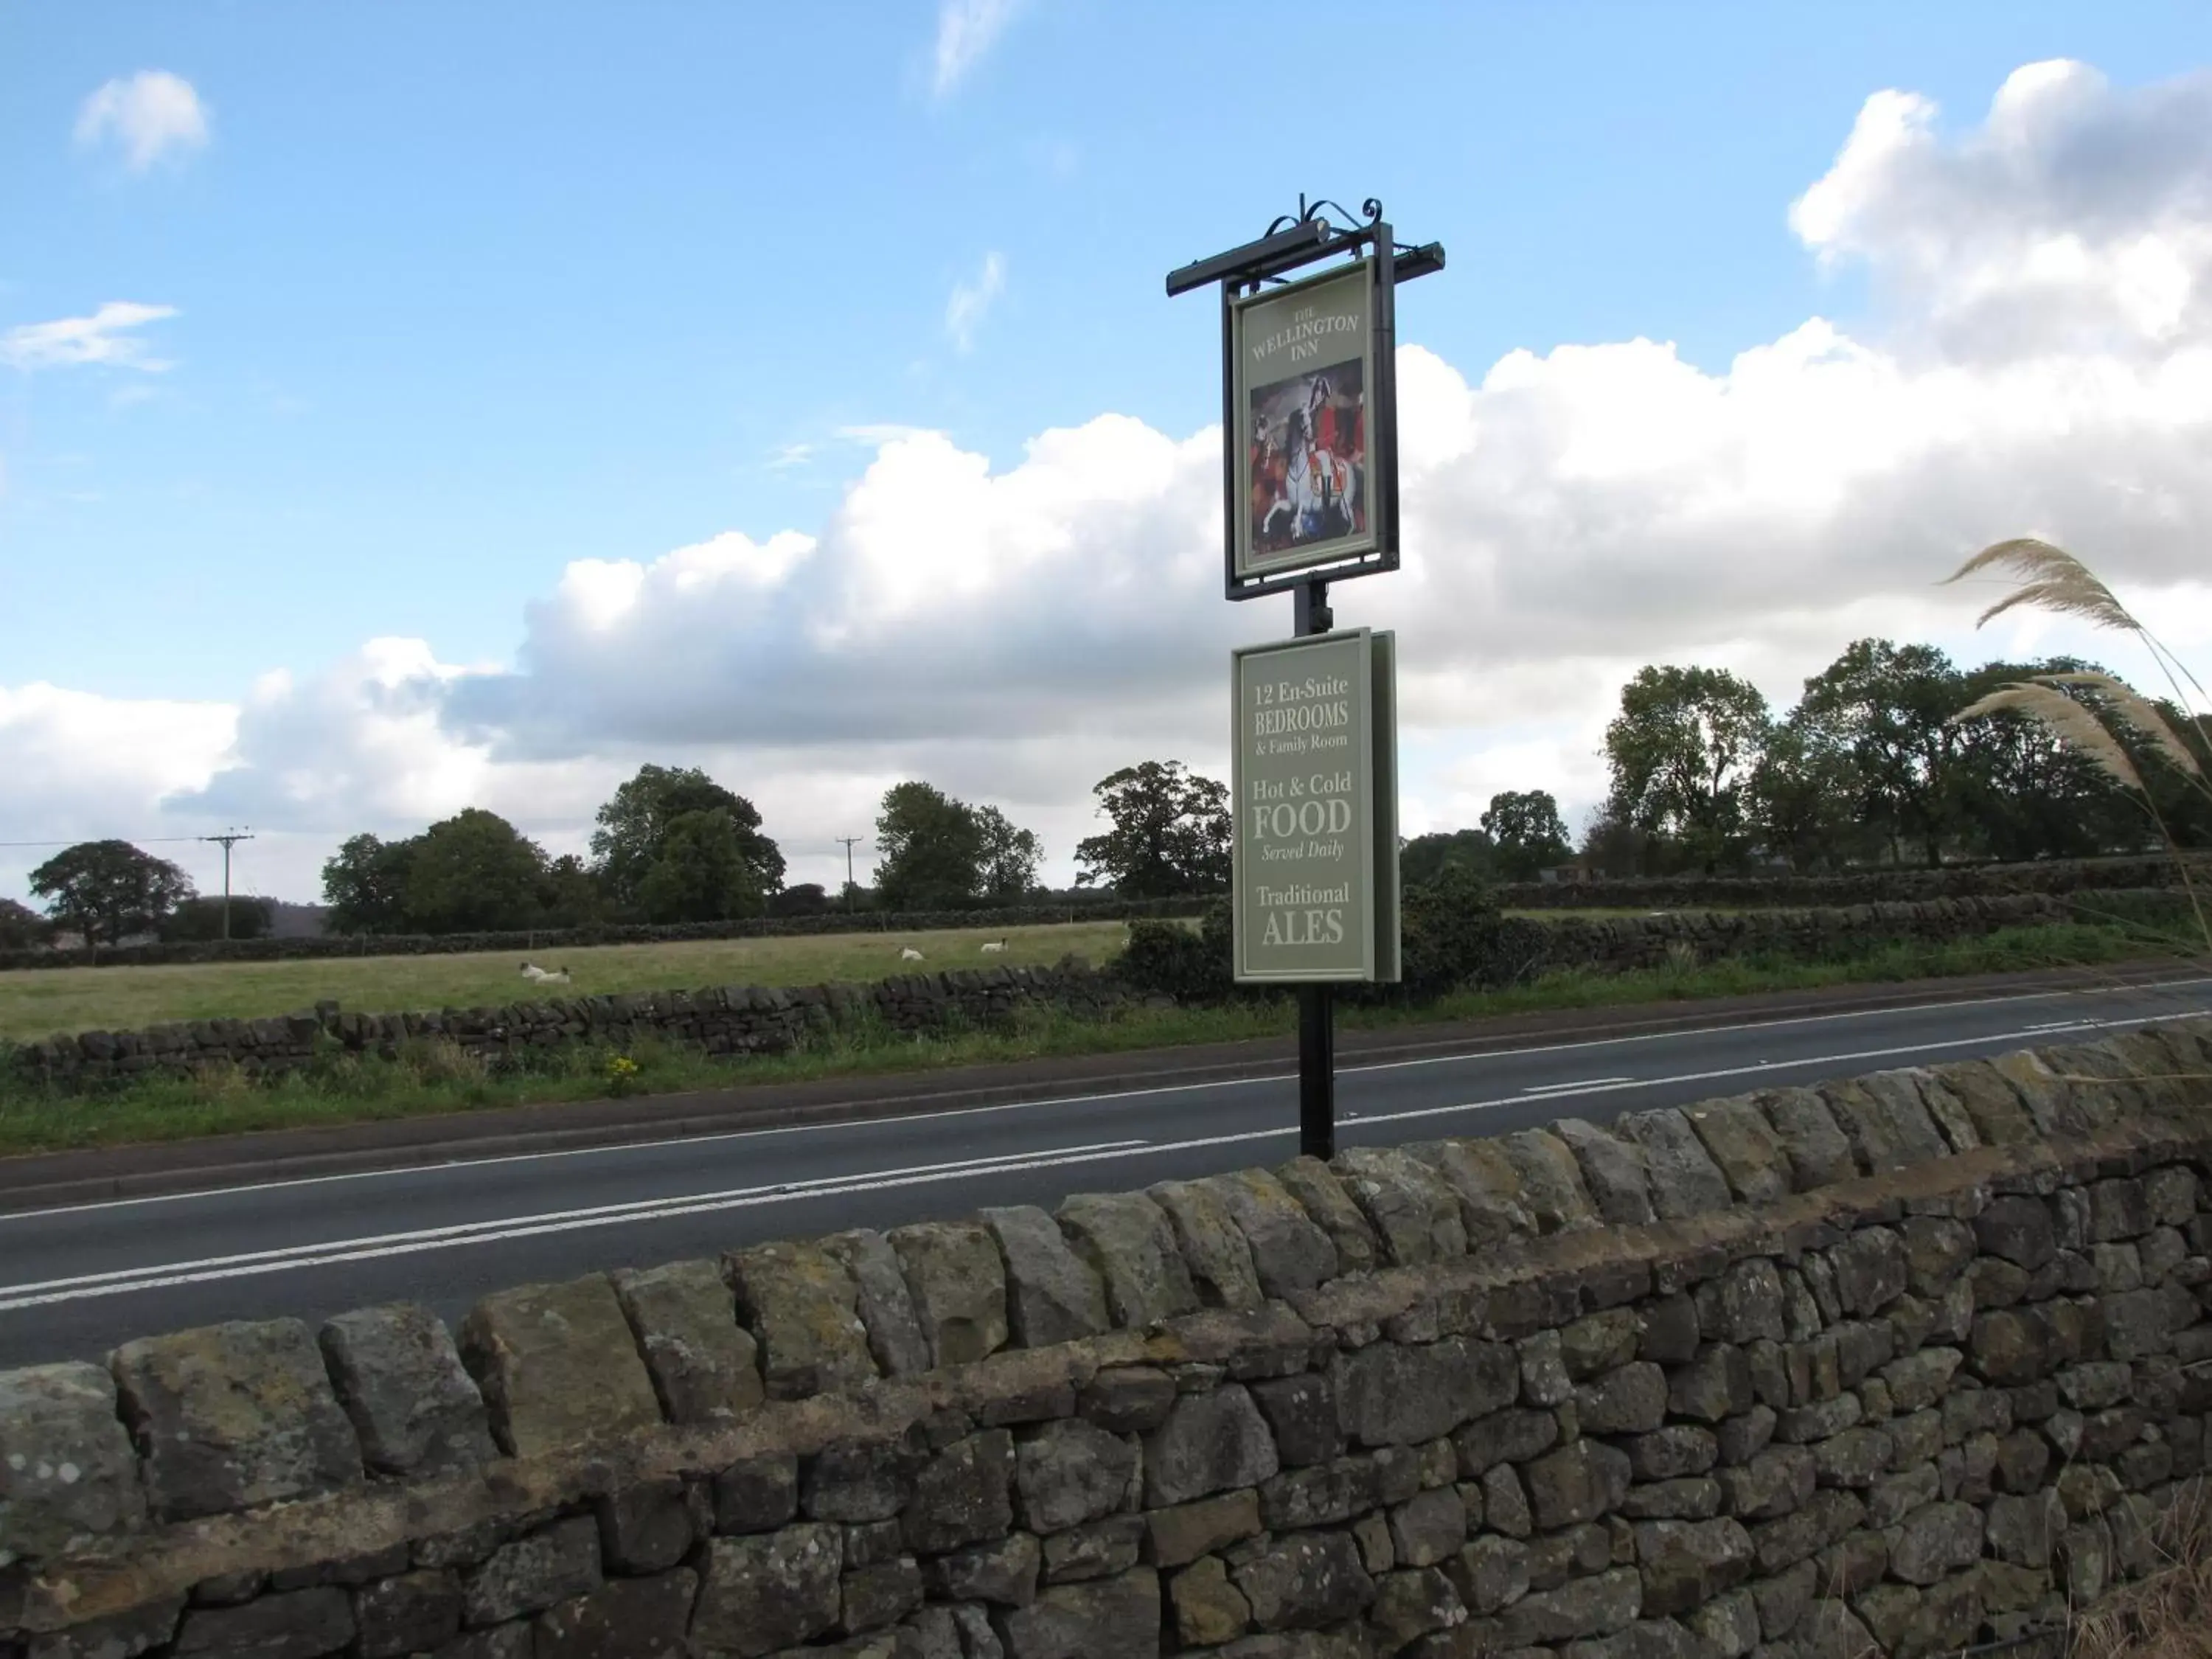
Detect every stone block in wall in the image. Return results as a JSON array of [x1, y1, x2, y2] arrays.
[[1231, 1530, 1374, 1632], [1170, 1554, 1252, 1646], [1274, 1154, 1382, 1275], [1144, 1488, 1262, 1568], [888, 1222, 1010, 1368], [1632, 1517, 1754, 1616], [1331, 1147, 1467, 1265], [532, 1568, 697, 1659], [1615, 1110, 1732, 1219], [462, 1516, 602, 1627], [1335, 1337, 1517, 1449], [170, 1586, 354, 1657], [925, 1531, 1040, 1605], [1197, 1169, 1339, 1298], [355, 1569, 465, 1658], [318, 1304, 497, 1476], [1402, 1138, 1538, 1245], [1988, 1049, 2096, 1138], [1494, 1563, 1641, 1646], [1141, 1383, 1279, 1506], [818, 1232, 931, 1380], [1756, 1088, 1856, 1191], [1499, 1129, 1601, 1233], [1678, 1095, 1793, 1207], [0, 1360, 145, 1559], [1548, 1120, 1655, 1226], [609, 1259, 764, 1423], [1523, 1441, 1630, 1531], [991, 1563, 1159, 1659], [904, 1430, 1015, 1555], [1824, 1074, 1949, 1172], [1147, 1181, 1265, 1311], [981, 1206, 1111, 1349], [690, 1524, 844, 1658], [726, 1240, 878, 1400], [1015, 1419, 1138, 1534], [1930, 1059, 2043, 1147], [110, 1318, 361, 1524], [456, 1276, 661, 1457], [1054, 1192, 1197, 1329]]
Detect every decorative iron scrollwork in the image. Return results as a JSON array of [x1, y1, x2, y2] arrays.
[[1265, 195, 1385, 239]]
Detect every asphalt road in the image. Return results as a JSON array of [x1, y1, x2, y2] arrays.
[[4, 974, 2208, 1369]]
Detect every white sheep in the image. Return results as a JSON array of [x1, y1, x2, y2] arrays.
[[519, 961, 550, 982], [979, 939, 1008, 954], [900, 946, 925, 962], [539, 967, 573, 986]]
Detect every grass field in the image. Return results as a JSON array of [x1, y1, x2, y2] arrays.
[[0, 921, 1150, 1042], [0, 919, 2188, 1157]]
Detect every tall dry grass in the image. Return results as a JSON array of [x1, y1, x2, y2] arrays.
[[1946, 538, 2212, 953], [2067, 1479, 2212, 1658]]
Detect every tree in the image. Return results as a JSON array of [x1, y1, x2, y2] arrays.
[[874, 782, 987, 911], [160, 897, 274, 942], [1073, 761, 1231, 896], [29, 841, 194, 948], [769, 883, 831, 917], [321, 834, 417, 934], [403, 810, 549, 933], [636, 808, 772, 923], [1399, 829, 1494, 888], [1747, 722, 1862, 872], [538, 855, 609, 928], [1479, 790, 1572, 881], [590, 765, 783, 914], [1950, 658, 2143, 861], [1604, 666, 1773, 872], [1792, 639, 1966, 866], [0, 897, 49, 950], [975, 806, 1044, 900]]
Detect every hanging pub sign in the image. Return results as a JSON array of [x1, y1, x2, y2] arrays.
[[1226, 254, 1398, 594], [1230, 627, 1400, 984]]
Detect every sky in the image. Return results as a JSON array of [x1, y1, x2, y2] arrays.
[[7, 1, 2212, 906]]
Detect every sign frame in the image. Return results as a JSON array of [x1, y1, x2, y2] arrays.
[[1230, 627, 1401, 985], [1221, 240, 1399, 602]]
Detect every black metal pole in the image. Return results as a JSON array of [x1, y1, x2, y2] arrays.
[[1294, 577, 1336, 1160], [1298, 984, 1336, 1161]]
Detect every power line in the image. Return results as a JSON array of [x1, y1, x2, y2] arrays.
[[0, 837, 211, 848]]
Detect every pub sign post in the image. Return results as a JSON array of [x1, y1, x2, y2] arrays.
[[1166, 197, 1441, 1160]]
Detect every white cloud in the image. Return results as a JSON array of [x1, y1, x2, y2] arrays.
[[945, 251, 1006, 351], [931, 0, 1027, 98], [13, 60, 2212, 905], [74, 71, 210, 173], [1, 302, 178, 372]]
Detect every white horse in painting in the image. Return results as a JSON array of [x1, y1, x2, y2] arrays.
[[1265, 444, 1359, 544]]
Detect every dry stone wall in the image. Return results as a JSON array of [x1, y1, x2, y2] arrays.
[[8, 894, 2093, 1096], [10, 1023, 2212, 1656]]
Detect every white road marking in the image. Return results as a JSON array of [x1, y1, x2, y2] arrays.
[[8, 1001, 2206, 1313], [1521, 1076, 1632, 1095], [7, 975, 2206, 1224]]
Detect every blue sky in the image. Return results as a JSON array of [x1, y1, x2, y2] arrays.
[[7, 3, 2212, 901]]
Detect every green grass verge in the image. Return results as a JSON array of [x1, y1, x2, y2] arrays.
[[0, 919, 2190, 1158]]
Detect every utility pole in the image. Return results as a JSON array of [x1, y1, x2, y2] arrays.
[[198, 828, 254, 939], [835, 838, 865, 908]]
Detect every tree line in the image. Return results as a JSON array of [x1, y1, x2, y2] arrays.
[[11, 633, 2175, 948], [0, 760, 1239, 947], [1588, 638, 2209, 876]]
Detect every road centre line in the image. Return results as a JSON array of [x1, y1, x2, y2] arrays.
[[7, 975, 2205, 1225], [1522, 1077, 1632, 1094], [0, 1139, 1150, 1301], [7, 1006, 2202, 1314]]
